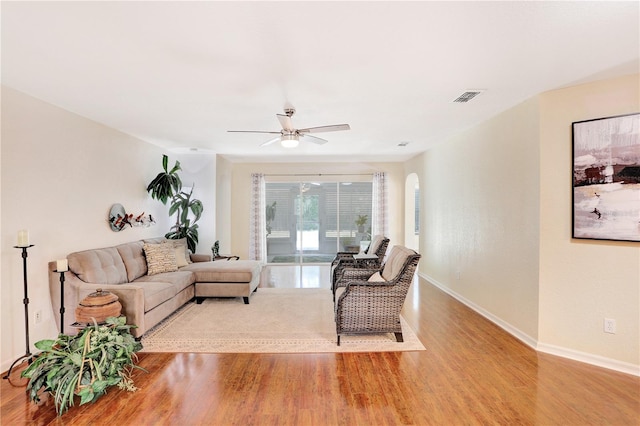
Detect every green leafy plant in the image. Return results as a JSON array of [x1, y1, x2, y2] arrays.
[[21, 317, 144, 416], [265, 201, 277, 236], [165, 187, 203, 253], [146, 155, 182, 205], [355, 214, 368, 227], [147, 155, 204, 252]]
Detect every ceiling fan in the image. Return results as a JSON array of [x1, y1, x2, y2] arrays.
[[228, 107, 350, 148]]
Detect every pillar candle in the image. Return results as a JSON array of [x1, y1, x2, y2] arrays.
[[57, 259, 68, 272], [17, 229, 29, 246]]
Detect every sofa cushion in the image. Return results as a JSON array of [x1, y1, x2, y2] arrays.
[[134, 270, 195, 294], [367, 271, 385, 282], [68, 247, 128, 284], [381, 245, 415, 281], [129, 280, 177, 312], [116, 241, 147, 282], [180, 260, 259, 283], [143, 243, 178, 275], [368, 235, 384, 255]]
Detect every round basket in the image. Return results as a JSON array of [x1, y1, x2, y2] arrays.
[[75, 289, 122, 324]]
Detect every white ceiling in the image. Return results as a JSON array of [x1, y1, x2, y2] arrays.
[[2, 1, 639, 163]]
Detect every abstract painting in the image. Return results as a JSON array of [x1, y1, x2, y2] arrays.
[[572, 113, 640, 242]]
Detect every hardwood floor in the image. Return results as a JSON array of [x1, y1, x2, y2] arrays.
[[2, 267, 639, 425]]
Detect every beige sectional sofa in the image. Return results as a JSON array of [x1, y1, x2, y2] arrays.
[[48, 237, 262, 338]]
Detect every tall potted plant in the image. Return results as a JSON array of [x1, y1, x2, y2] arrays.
[[146, 155, 203, 253], [165, 187, 203, 253], [265, 201, 277, 236], [146, 155, 182, 205]]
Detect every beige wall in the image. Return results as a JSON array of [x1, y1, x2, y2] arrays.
[[0, 87, 217, 372], [405, 74, 639, 373], [222, 162, 406, 260], [538, 74, 639, 368], [406, 98, 542, 343]]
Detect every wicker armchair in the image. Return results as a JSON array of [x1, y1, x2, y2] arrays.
[[331, 235, 390, 300], [334, 245, 421, 345]]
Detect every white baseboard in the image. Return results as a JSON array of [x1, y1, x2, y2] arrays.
[[537, 342, 640, 376], [420, 272, 640, 377]]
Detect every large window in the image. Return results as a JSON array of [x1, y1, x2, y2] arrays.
[[265, 181, 373, 263]]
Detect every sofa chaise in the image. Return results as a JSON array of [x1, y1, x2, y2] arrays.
[[48, 237, 262, 338]]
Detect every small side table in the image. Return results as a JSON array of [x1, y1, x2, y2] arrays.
[[353, 253, 378, 268], [214, 255, 239, 261]]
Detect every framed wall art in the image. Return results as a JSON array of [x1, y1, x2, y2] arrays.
[[572, 112, 640, 242]]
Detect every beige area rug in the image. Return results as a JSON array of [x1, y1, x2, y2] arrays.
[[141, 288, 426, 353]]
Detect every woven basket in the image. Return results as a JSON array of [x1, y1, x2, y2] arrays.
[[75, 289, 122, 324]]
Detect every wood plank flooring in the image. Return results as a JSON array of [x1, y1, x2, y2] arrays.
[[2, 270, 639, 425]]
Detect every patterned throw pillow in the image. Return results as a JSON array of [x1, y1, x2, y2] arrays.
[[143, 243, 178, 275]]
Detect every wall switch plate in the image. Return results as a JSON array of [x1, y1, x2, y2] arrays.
[[604, 318, 616, 334]]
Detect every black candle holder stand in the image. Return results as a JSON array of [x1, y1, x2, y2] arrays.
[[54, 269, 66, 334], [3, 245, 36, 381]]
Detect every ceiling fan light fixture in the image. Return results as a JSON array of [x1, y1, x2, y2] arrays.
[[280, 134, 299, 148]]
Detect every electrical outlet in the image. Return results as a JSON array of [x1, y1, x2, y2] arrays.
[[604, 318, 616, 334], [34, 310, 42, 324], [456, 269, 461, 280]]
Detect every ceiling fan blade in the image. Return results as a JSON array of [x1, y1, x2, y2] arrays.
[[260, 136, 281, 147], [276, 114, 294, 131], [300, 134, 328, 145], [298, 124, 351, 134], [228, 130, 282, 134]]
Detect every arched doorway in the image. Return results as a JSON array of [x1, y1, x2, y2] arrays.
[[404, 173, 419, 250]]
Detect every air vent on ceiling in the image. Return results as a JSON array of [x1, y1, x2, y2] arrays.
[[453, 90, 484, 103], [398, 141, 410, 147]]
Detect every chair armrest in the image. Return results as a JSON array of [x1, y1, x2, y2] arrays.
[[191, 253, 212, 262], [331, 252, 355, 266], [335, 279, 397, 305], [340, 267, 380, 281]]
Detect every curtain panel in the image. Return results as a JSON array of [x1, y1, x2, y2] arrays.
[[372, 171, 389, 238], [249, 173, 267, 262]]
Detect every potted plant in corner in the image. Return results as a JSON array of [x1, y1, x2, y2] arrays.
[[355, 214, 368, 233], [266, 201, 277, 236], [146, 154, 182, 205], [165, 186, 203, 253], [146, 155, 203, 253]]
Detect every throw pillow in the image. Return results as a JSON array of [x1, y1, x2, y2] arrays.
[[173, 245, 189, 267], [367, 272, 385, 282], [143, 243, 178, 275], [170, 238, 192, 264]]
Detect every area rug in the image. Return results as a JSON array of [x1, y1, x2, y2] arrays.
[[141, 288, 426, 353]]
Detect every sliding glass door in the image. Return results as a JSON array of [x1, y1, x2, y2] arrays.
[[266, 180, 372, 264]]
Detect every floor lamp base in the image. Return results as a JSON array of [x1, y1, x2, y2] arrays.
[[2, 352, 35, 383]]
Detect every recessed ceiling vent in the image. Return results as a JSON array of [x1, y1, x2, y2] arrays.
[[453, 90, 484, 103]]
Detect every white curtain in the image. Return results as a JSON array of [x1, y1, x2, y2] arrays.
[[371, 171, 389, 238], [249, 173, 267, 262]]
